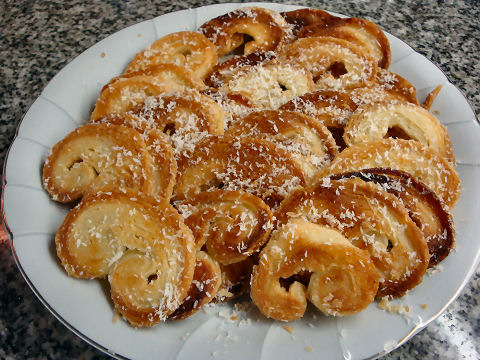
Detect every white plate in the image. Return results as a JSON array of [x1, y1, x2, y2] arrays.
[[2, 3, 480, 360]]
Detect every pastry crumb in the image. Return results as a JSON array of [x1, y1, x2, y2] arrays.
[[305, 346, 314, 352], [282, 325, 294, 334], [421, 304, 428, 309]]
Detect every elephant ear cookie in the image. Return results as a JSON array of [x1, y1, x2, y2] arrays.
[[125, 31, 218, 80], [93, 113, 177, 199], [90, 64, 205, 121], [55, 191, 195, 326], [43, 123, 155, 203], [280, 36, 377, 90], [177, 189, 273, 265], [329, 168, 454, 267], [315, 138, 461, 210], [343, 102, 454, 162], [250, 219, 379, 321], [199, 7, 288, 56], [275, 178, 429, 297]]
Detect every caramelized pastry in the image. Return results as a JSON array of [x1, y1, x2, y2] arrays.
[[315, 139, 461, 209], [280, 36, 377, 89], [170, 251, 221, 320], [199, 7, 288, 56], [298, 17, 391, 68], [201, 88, 254, 127], [423, 85, 443, 110], [219, 60, 315, 109], [275, 178, 429, 297], [125, 31, 218, 80], [329, 168, 454, 266], [280, 8, 336, 37], [251, 219, 379, 320], [93, 113, 177, 199], [174, 136, 307, 208], [43, 123, 154, 202], [343, 102, 454, 162], [226, 110, 338, 174], [55, 192, 195, 326], [177, 189, 273, 265], [90, 64, 205, 121], [214, 258, 254, 302], [205, 51, 278, 88]]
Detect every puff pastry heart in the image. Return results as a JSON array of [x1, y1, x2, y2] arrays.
[[125, 31, 218, 80], [275, 178, 429, 297], [343, 102, 454, 162], [199, 7, 288, 56], [280, 8, 336, 37], [90, 64, 205, 121], [92, 113, 177, 199], [174, 136, 307, 208], [330, 168, 454, 267], [315, 138, 461, 209], [176, 189, 273, 265], [226, 110, 338, 174], [43, 123, 154, 202], [280, 36, 377, 89], [251, 219, 379, 320], [55, 192, 195, 326]]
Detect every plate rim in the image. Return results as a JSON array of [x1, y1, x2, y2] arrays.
[[2, 3, 479, 360]]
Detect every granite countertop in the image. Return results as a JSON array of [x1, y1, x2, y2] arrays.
[[0, 0, 478, 359]]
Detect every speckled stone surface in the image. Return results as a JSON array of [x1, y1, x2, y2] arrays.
[[0, 0, 478, 359]]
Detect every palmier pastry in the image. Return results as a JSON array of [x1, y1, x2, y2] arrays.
[[219, 61, 315, 109], [125, 31, 218, 80], [315, 139, 461, 209], [280, 36, 377, 89], [280, 8, 336, 37], [251, 219, 379, 320], [55, 192, 195, 326], [199, 7, 288, 56], [177, 189, 273, 265], [132, 90, 225, 156], [201, 88, 254, 127], [93, 113, 177, 199], [174, 136, 307, 208], [90, 64, 205, 121], [43, 123, 154, 202], [214, 258, 253, 302], [374, 68, 419, 105], [205, 51, 278, 88], [298, 17, 391, 68], [330, 168, 454, 266], [343, 102, 454, 162], [170, 251, 221, 320], [226, 110, 338, 173], [275, 178, 429, 297]]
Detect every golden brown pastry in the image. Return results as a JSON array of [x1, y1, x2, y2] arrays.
[[199, 7, 288, 56], [177, 189, 273, 265], [251, 219, 379, 320], [343, 102, 454, 162], [125, 31, 218, 80], [329, 168, 454, 266], [205, 51, 278, 88], [55, 192, 195, 326], [275, 178, 429, 297], [314, 139, 461, 210], [226, 110, 338, 174], [280, 8, 337, 37], [170, 251, 221, 320], [90, 64, 205, 121], [280, 36, 377, 89], [43, 123, 154, 203], [201, 88, 255, 127], [174, 136, 307, 208], [92, 113, 177, 199], [214, 258, 254, 303], [218, 60, 315, 109], [298, 17, 391, 68]]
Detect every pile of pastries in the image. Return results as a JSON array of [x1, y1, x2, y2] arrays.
[[43, 6, 460, 326]]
